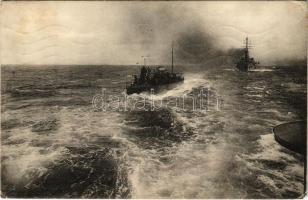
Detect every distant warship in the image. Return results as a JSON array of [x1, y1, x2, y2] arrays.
[[126, 43, 184, 95], [235, 37, 259, 72]]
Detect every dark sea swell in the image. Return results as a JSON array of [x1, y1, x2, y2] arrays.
[[1, 65, 306, 198], [1, 65, 134, 198]]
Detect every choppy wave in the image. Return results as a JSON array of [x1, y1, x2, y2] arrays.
[[1, 65, 305, 198], [154, 73, 209, 100], [238, 134, 304, 198], [2, 106, 131, 198]]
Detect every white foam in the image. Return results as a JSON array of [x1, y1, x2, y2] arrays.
[[250, 69, 274, 72], [2, 106, 126, 186], [137, 73, 209, 101], [245, 93, 263, 98], [223, 68, 236, 71], [241, 134, 304, 196]]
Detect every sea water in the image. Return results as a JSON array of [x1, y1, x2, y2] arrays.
[[1, 65, 306, 198]]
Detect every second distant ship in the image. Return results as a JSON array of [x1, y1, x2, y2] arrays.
[[235, 37, 259, 72]]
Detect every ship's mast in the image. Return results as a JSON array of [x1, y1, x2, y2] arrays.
[[245, 37, 249, 62], [245, 37, 248, 49], [171, 42, 174, 74]]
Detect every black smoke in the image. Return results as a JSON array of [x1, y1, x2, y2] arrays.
[[175, 25, 218, 64], [121, 5, 225, 66], [122, 4, 259, 67]]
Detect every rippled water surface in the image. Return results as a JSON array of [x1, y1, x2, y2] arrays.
[[1, 65, 306, 198]]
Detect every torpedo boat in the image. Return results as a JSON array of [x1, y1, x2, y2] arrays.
[[126, 43, 184, 95]]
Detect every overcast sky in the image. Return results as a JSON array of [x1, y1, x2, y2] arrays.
[[1, 1, 306, 65]]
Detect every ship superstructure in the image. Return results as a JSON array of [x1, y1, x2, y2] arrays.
[[126, 43, 184, 95], [235, 37, 259, 72]]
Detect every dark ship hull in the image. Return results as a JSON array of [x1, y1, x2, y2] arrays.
[[236, 62, 256, 72], [126, 76, 184, 95], [126, 42, 184, 95]]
